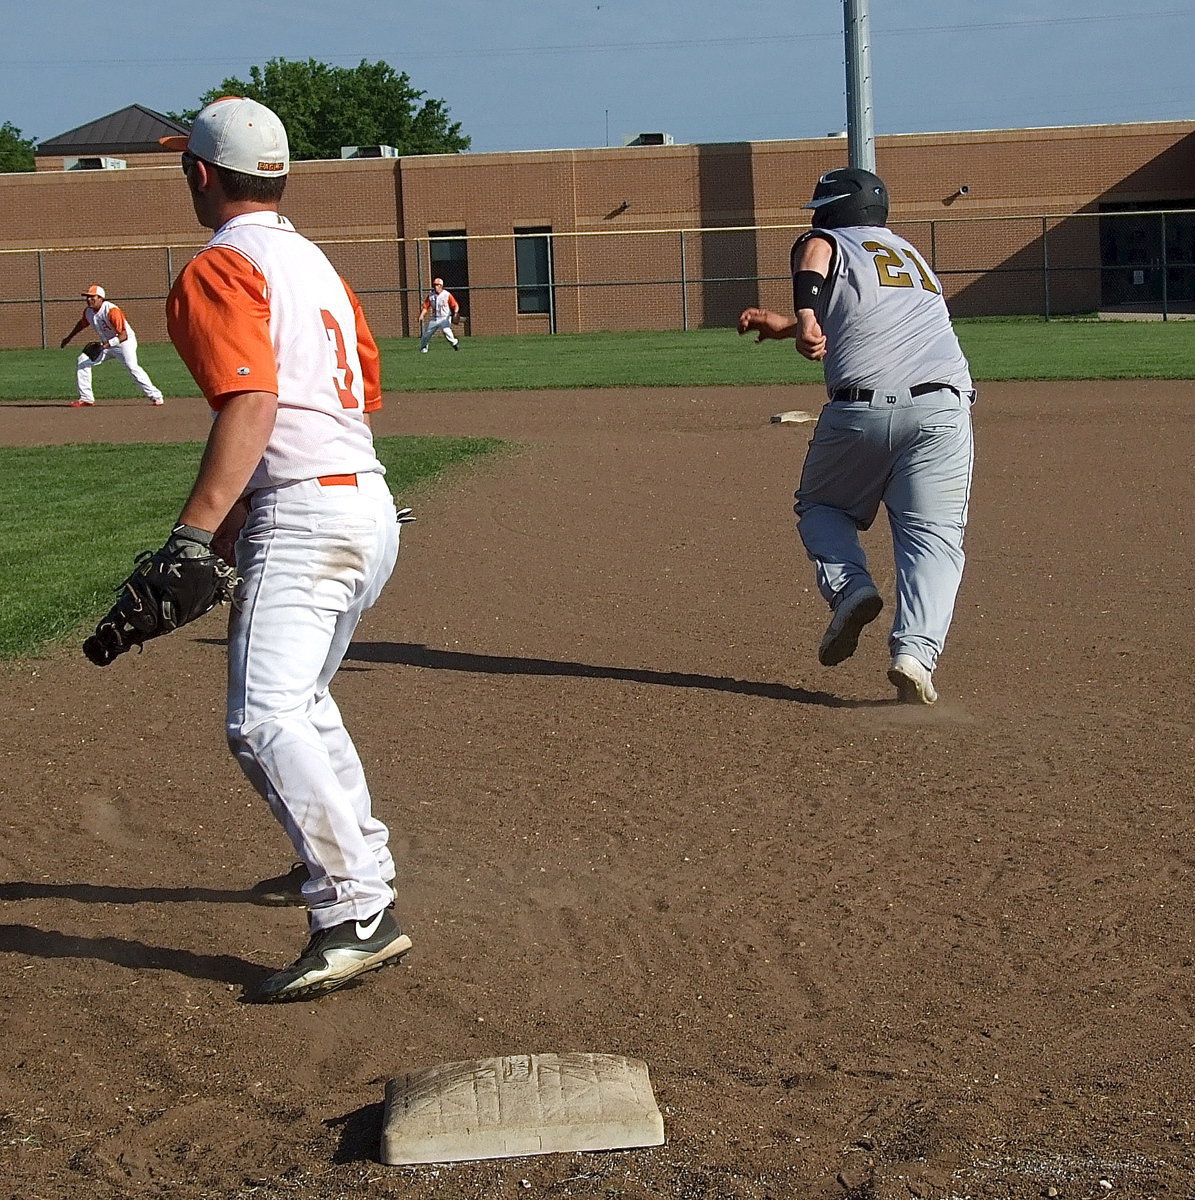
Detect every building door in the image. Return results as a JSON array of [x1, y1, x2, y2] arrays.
[[514, 227, 555, 332], [1099, 201, 1195, 312], [428, 230, 470, 325]]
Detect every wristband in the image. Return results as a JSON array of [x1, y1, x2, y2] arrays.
[[108, 337, 118, 348], [793, 271, 825, 311], [170, 523, 214, 547]]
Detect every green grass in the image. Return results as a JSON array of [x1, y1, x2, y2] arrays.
[[389, 330, 835, 389], [954, 316, 1195, 381], [0, 435, 503, 661], [0, 343, 200, 401], [2, 318, 1192, 400], [395, 320, 1195, 389]]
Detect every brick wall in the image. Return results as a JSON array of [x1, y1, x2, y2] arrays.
[[1, 121, 1192, 347]]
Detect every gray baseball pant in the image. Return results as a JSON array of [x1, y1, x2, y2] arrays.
[[794, 387, 974, 671]]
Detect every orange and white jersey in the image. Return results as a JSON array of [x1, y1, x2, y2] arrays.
[[422, 289, 457, 322], [166, 210, 384, 491], [84, 301, 132, 344]]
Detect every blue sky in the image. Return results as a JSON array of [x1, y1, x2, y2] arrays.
[[2, 1, 1192, 153]]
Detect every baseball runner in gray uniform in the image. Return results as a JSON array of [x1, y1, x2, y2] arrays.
[[739, 167, 975, 704]]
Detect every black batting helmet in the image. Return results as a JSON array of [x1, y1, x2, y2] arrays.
[[803, 167, 889, 229]]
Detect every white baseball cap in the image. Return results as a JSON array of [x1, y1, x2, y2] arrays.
[[81, 284, 105, 298], [160, 96, 289, 177]]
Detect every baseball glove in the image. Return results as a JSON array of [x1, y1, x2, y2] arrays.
[[83, 525, 238, 667], [82, 341, 104, 361]]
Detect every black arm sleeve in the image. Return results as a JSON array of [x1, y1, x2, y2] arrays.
[[793, 271, 825, 310], [790, 230, 838, 313]]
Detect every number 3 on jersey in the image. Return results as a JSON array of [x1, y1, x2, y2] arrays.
[[320, 309, 359, 409], [862, 240, 941, 294]]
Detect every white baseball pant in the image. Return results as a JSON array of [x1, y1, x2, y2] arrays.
[[419, 315, 458, 350], [76, 332, 163, 403], [226, 471, 401, 931]]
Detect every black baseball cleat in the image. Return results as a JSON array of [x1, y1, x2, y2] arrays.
[[818, 585, 883, 666], [251, 909, 412, 1003], [248, 862, 310, 907]]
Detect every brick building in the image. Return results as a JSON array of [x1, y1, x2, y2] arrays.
[[1, 118, 1192, 348]]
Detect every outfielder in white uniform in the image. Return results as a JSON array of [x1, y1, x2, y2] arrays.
[[418, 277, 460, 351], [60, 285, 164, 407], [739, 167, 974, 705], [160, 97, 411, 1002]]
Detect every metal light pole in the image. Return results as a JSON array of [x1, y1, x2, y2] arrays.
[[844, 0, 876, 171]]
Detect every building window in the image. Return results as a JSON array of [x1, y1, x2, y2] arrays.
[[514, 227, 553, 315], [1098, 201, 1195, 311], [429, 230, 470, 321]]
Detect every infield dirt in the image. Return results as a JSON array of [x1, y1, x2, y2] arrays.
[[1, 381, 1193, 1199]]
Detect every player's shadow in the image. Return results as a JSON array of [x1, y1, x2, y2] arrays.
[[0, 923, 264, 988], [0, 881, 252, 904], [344, 642, 876, 708]]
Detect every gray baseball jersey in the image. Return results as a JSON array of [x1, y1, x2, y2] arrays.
[[794, 226, 972, 395]]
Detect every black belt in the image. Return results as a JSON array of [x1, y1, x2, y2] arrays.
[[831, 382, 955, 403]]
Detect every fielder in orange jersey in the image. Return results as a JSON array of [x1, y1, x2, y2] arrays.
[[418, 277, 460, 351], [60, 285, 164, 407], [158, 96, 413, 1002]]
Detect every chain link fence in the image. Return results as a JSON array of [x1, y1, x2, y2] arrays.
[[3, 208, 1193, 350]]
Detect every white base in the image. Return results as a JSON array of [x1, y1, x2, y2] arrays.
[[382, 1052, 665, 1165]]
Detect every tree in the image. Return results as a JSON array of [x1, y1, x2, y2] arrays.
[[174, 59, 469, 161], [0, 121, 36, 173]]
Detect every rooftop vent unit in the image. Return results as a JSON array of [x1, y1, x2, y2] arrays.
[[624, 132, 674, 147], [340, 145, 400, 159], [65, 156, 127, 170]]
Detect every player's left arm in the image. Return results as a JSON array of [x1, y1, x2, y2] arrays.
[[177, 390, 278, 533], [168, 246, 277, 408], [737, 307, 799, 342], [107, 307, 130, 346], [738, 232, 832, 359], [167, 248, 280, 534], [789, 234, 833, 361]]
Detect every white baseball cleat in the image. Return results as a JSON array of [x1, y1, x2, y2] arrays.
[[888, 653, 938, 704], [151, 397, 164, 406], [818, 585, 883, 666]]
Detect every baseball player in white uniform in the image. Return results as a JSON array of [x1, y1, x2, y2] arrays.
[[739, 167, 974, 704], [418, 278, 460, 351], [159, 97, 411, 1002], [60, 286, 164, 407]]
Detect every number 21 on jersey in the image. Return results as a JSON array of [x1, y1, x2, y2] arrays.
[[320, 309, 359, 409], [862, 240, 941, 294]]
